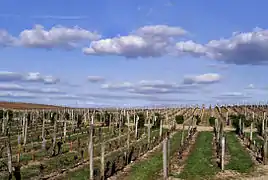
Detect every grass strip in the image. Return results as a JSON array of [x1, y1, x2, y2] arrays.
[[177, 131, 218, 180], [125, 130, 183, 180], [225, 132, 254, 173]]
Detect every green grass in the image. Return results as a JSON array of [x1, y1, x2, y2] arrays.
[[177, 131, 219, 180], [225, 132, 254, 173], [125, 131, 183, 180]]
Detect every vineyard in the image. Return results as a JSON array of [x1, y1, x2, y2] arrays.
[[0, 104, 268, 180]]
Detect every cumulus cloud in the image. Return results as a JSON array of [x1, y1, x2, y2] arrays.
[[0, 71, 59, 84], [83, 25, 187, 58], [82, 35, 169, 58], [83, 25, 268, 65], [174, 28, 268, 65], [19, 24, 101, 49], [0, 24, 101, 49], [87, 76, 105, 83], [2, 24, 268, 65], [183, 73, 221, 84]]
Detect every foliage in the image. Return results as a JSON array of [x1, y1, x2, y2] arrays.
[[50, 112, 57, 125], [175, 115, 184, 124], [137, 113, 145, 129], [64, 112, 70, 120], [195, 115, 201, 125], [104, 111, 111, 127], [255, 121, 263, 136], [120, 114, 126, 127], [151, 113, 162, 129], [229, 114, 251, 133], [77, 114, 83, 128], [0, 109, 4, 119], [95, 113, 101, 122], [209, 116, 216, 126]]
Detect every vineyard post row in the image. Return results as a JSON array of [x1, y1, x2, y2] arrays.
[[0, 107, 191, 179]]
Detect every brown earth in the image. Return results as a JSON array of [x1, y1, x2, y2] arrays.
[[0, 101, 67, 109]]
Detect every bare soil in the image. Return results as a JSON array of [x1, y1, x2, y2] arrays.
[[0, 101, 66, 109]]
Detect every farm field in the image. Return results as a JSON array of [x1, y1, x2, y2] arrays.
[[0, 102, 268, 179]]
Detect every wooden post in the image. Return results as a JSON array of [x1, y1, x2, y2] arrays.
[[63, 111, 67, 142], [89, 114, 94, 180], [148, 116, 151, 149], [263, 133, 267, 165], [239, 118, 242, 135], [127, 112, 130, 149], [181, 124, 185, 146], [100, 132, 105, 180], [167, 132, 171, 174], [221, 136, 225, 171], [42, 113, 46, 150], [133, 112, 136, 132], [159, 118, 163, 138], [226, 111, 229, 125], [163, 136, 168, 179], [250, 122, 253, 142], [7, 137, 12, 180], [262, 118, 265, 137], [23, 113, 28, 146], [135, 116, 139, 139], [242, 121, 245, 135], [118, 112, 121, 137]]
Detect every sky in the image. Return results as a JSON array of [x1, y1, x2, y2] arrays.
[[0, 0, 268, 108]]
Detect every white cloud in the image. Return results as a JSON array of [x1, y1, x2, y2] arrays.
[[135, 25, 187, 38], [0, 83, 65, 94], [183, 73, 221, 84], [19, 24, 101, 49], [101, 79, 208, 96], [0, 30, 16, 47], [87, 76, 105, 83], [83, 35, 169, 58], [101, 82, 133, 90], [2, 25, 268, 65], [0, 71, 59, 84], [175, 40, 208, 57], [247, 84, 255, 89], [0, 92, 38, 99], [83, 25, 187, 58], [174, 28, 268, 65]]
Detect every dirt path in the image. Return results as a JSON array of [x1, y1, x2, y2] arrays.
[[165, 125, 258, 133]]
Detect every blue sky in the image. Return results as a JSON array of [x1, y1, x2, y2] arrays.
[[0, 0, 267, 108]]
